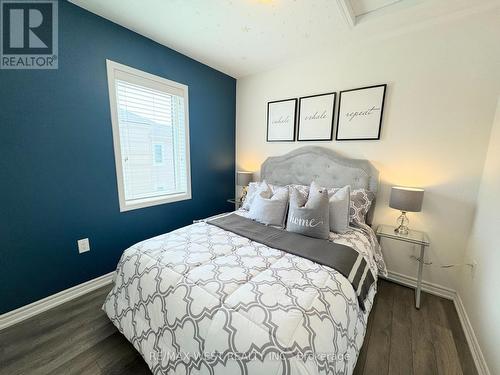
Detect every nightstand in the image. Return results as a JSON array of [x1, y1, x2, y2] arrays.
[[227, 198, 242, 210], [376, 224, 430, 309]]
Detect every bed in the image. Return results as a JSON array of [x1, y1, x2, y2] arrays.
[[103, 146, 386, 375]]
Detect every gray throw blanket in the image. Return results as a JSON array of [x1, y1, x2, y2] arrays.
[[207, 214, 375, 311]]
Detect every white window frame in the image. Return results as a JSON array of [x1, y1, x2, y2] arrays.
[[106, 59, 191, 212]]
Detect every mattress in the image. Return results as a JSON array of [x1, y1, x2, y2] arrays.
[[103, 212, 384, 374]]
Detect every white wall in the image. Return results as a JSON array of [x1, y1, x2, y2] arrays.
[[457, 99, 500, 374], [236, 10, 500, 290]]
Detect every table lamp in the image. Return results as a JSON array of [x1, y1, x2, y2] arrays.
[[237, 171, 253, 203], [389, 186, 424, 235]]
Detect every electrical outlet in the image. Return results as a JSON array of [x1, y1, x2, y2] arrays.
[[78, 238, 90, 254]]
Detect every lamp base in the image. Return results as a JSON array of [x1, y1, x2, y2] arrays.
[[394, 225, 409, 235], [394, 211, 409, 235], [240, 186, 248, 204]]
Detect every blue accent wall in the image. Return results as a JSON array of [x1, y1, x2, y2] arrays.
[[0, 1, 236, 313]]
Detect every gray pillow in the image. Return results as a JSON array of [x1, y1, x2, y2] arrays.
[[286, 182, 330, 239], [241, 180, 273, 211], [242, 181, 285, 211], [328, 185, 351, 233], [247, 185, 289, 227], [329, 187, 375, 223]]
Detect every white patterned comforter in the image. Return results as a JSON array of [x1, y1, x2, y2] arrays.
[[103, 213, 384, 375]]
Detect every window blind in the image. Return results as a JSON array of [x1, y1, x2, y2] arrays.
[[114, 77, 188, 203]]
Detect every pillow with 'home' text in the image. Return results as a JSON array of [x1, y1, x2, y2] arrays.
[[286, 182, 330, 239]]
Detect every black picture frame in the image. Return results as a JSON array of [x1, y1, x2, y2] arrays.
[[297, 92, 336, 141], [335, 84, 387, 141], [266, 98, 297, 142]]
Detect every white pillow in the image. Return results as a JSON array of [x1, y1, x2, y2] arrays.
[[242, 182, 260, 210], [248, 184, 289, 227]]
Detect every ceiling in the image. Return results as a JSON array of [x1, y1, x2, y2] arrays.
[[350, 0, 402, 16], [69, 0, 499, 78]]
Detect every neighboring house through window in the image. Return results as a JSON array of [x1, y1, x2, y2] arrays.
[[153, 144, 164, 165]]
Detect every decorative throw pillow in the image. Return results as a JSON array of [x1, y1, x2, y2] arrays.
[[286, 182, 330, 239], [328, 185, 351, 233], [242, 181, 264, 210], [289, 183, 310, 199], [349, 189, 375, 223], [242, 181, 287, 211], [247, 185, 289, 227], [328, 187, 375, 223], [349, 188, 375, 223]]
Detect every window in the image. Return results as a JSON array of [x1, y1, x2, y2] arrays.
[[106, 60, 191, 211]]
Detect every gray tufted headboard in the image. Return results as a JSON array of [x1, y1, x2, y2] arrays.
[[260, 146, 379, 225]]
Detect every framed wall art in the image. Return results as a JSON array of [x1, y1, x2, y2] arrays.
[[297, 92, 336, 141], [267, 98, 297, 142], [336, 84, 387, 141]]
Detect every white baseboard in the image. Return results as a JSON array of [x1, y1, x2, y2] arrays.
[[382, 270, 456, 300], [383, 270, 490, 375], [0, 272, 114, 331], [454, 293, 491, 375]]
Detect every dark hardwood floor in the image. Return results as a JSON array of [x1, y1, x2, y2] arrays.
[[354, 280, 477, 375], [0, 280, 477, 375]]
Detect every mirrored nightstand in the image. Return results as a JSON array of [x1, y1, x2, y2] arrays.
[[376, 224, 430, 309]]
